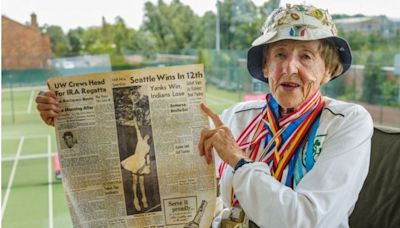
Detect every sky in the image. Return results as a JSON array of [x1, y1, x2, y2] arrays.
[[2, 0, 400, 31]]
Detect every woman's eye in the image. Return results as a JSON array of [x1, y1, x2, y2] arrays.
[[302, 54, 312, 60], [275, 53, 285, 58]]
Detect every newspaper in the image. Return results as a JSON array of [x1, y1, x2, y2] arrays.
[[48, 64, 216, 227]]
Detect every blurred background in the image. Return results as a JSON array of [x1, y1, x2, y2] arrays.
[[2, 0, 400, 227]]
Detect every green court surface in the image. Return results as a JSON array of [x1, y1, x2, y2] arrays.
[[1, 85, 242, 227], [2, 86, 70, 228]]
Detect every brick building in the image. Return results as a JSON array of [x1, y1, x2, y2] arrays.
[[2, 13, 52, 69]]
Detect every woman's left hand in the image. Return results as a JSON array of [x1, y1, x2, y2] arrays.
[[198, 103, 246, 167]]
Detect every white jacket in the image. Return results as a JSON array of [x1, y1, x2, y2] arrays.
[[214, 97, 373, 228]]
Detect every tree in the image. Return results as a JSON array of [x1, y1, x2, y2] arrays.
[[43, 25, 70, 57], [382, 80, 399, 106], [81, 26, 111, 54], [361, 54, 384, 104], [67, 27, 85, 55], [142, 0, 200, 53], [213, 0, 281, 50], [218, 0, 255, 49], [111, 16, 136, 54], [131, 29, 158, 58], [259, 0, 280, 17], [193, 11, 216, 49]]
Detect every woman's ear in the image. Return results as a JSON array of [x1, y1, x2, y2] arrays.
[[262, 66, 269, 80], [262, 47, 270, 80]]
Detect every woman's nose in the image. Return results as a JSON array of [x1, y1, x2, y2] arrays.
[[284, 55, 299, 75]]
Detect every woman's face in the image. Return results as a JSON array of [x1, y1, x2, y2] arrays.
[[263, 40, 332, 109]]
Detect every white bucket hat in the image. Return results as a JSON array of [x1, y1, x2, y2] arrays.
[[247, 4, 352, 83]]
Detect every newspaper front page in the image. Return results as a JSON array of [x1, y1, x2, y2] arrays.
[[48, 64, 216, 227]]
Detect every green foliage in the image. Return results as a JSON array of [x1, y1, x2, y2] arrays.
[[39, 0, 283, 56], [131, 29, 158, 58], [361, 54, 385, 104], [197, 49, 212, 70], [112, 16, 135, 54], [193, 11, 216, 49], [142, 0, 200, 53], [322, 75, 348, 99], [43, 25, 69, 57], [83, 26, 113, 54], [67, 27, 85, 56], [218, 0, 257, 50], [382, 80, 399, 106]]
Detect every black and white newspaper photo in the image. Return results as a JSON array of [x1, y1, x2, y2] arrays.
[[48, 64, 216, 227], [113, 85, 161, 215]]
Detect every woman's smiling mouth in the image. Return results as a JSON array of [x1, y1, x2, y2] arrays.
[[280, 82, 300, 91]]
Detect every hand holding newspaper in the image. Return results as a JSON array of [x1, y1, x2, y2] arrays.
[[48, 64, 216, 227]]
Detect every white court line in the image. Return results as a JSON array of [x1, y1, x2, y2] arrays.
[[27, 90, 35, 113], [2, 153, 58, 162], [3, 134, 53, 140], [1, 136, 25, 220], [47, 135, 54, 228], [2, 111, 31, 116], [2, 86, 47, 92]]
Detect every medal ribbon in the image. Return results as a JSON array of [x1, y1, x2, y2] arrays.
[[223, 91, 324, 206]]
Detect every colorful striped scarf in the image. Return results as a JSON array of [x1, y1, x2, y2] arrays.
[[219, 91, 324, 206]]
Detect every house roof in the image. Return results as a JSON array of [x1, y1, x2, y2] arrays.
[[334, 17, 376, 24]]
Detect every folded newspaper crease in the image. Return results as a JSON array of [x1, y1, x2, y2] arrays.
[[48, 64, 216, 227]]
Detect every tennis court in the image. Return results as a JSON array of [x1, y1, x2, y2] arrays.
[[1, 85, 241, 227], [1, 86, 71, 228]]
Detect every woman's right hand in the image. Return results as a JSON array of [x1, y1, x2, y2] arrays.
[[198, 103, 245, 167], [35, 91, 60, 126]]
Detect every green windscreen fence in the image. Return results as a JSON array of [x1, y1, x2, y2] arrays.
[[2, 68, 59, 87]]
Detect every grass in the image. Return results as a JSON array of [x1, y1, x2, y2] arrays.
[[206, 84, 243, 113]]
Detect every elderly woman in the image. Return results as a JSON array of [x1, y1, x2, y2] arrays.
[[198, 4, 373, 228]]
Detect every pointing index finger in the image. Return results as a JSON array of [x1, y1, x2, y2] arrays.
[[200, 103, 223, 128]]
